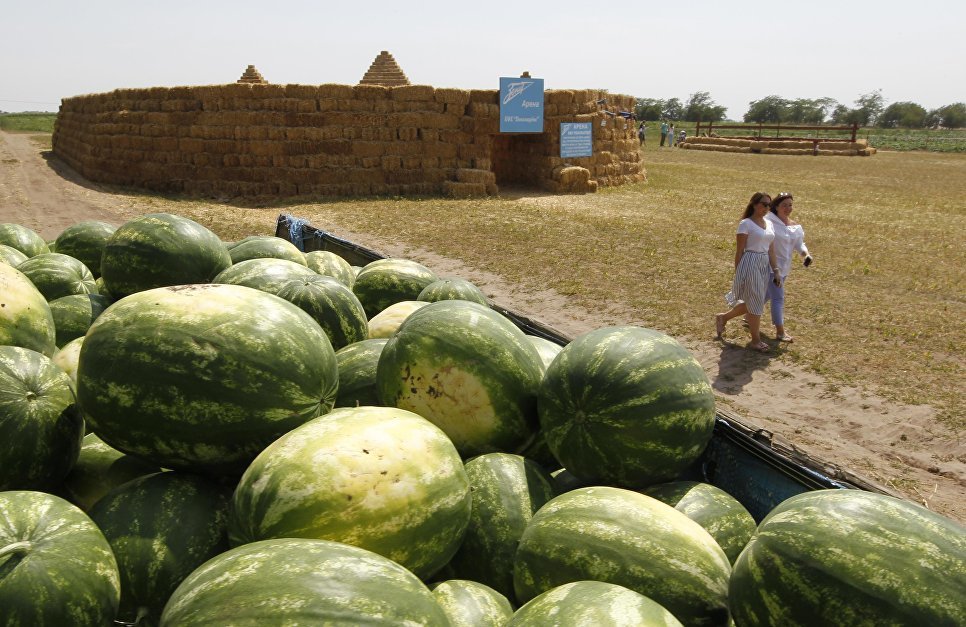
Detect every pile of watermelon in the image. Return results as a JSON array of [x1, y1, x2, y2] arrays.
[[0, 214, 963, 626]]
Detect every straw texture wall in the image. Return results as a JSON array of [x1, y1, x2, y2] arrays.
[[53, 84, 645, 198], [678, 135, 876, 156]]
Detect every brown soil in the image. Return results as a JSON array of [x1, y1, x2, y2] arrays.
[[2, 130, 962, 522]]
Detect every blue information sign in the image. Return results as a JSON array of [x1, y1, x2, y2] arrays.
[[560, 122, 593, 158], [499, 77, 544, 133]]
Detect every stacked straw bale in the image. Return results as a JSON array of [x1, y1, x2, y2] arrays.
[[52, 84, 645, 199], [678, 135, 875, 157]]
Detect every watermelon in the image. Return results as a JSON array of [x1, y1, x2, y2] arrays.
[[549, 468, 592, 494], [93, 276, 113, 300], [76, 284, 339, 475], [0, 346, 84, 491], [448, 453, 557, 600], [526, 335, 563, 371], [377, 300, 544, 456], [226, 235, 306, 266], [100, 213, 231, 299], [212, 257, 316, 294], [0, 263, 56, 356], [274, 274, 368, 350], [643, 481, 756, 564], [48, 293, 112, 348], [228, 406, 472, 579], [508, 581, 683, 627], [537, 326, 715, 488], [334, 338, 389, 407], [352, 258, 438, 317], [59, 433, 161, 511], [53, 221, 116, 278], [729, 489, 966, 626], [51, 336, 84, 390], [88, 472, 232, 625], [418, 278, 489, 306], [160, 538, 451, 625], [15, 252, 97, 301], [0, 244, 28, 267], [0, 223, 48, 258], [368, 300, 429, 338], [0, 491, 120, 625], [305, 249, 355, 286], [432, 580, 514, 627], [513, 486, 731, 626]]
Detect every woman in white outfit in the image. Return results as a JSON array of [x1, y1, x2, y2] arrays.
[[764, 192, 812, 342], [715, 192, 782, 352]]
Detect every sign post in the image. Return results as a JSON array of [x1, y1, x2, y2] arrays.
[[499, 77, 545, 133], [560, 122, 593, 158]]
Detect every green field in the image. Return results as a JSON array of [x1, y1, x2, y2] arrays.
[[0, 112, 56, 133]]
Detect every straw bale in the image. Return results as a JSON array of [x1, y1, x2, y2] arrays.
[[546, 91, 575, 105], [425, 142, 458, 159], [456, 168, 496, 185], [469, 90, 498, 104], [468, 102, 499, 117], [443, 181, 487, 198], [391, 85, 435, 102], [319, 98, 338, 112], [434, 88, 470, 105], [178, 138, 204, 153], [418, 128, 440, 142], [822, 149, 858, 156], [817, 141, 850, 150], [318, 84, 355, 100], [351, 142, 385, 158], [396, 128, 418, 141], [295, 99, 316, 113], [458, 143, 488, 160], [354, 84, 391, 101], [858, 147, 876, 156], [338, 99, 375, 112]]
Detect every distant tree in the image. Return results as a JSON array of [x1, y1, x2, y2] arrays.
[[930, 103, 966, 128], [634, 98, 665, 121], [852, 89, 885, 126], [662, 97, 683, 120], [877, 102, 928, 128], [829, 104, 852, 124], [744, 96, 787, 123], [784, 98, 838, 124], [683, 91, 727, 122]]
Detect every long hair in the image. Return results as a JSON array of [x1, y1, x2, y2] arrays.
[[743, 192, 770, 219], [770, 192, 793, 214]]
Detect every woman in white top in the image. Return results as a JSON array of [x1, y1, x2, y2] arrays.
[[715, 192, 782, 352], [764, 192, 812, 342]]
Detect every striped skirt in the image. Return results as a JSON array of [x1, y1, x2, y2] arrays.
[[725, 251, 770, 316]]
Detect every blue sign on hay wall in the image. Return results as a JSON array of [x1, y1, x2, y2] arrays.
[[560, 122, 593, 158], [499, 77, 544, 133]]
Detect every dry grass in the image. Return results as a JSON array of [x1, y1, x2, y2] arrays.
[[116, 147, 965, 430]]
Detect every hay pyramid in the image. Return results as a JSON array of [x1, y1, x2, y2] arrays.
[[359, 51, 410, 87], [237, 65, 268, 84]]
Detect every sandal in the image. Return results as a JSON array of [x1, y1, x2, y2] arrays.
[[715, 314, 725, 339], [777, 334, 794, 343], [749, 341, 770, 353]]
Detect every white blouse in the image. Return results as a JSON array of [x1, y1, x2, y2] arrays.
[[737, 218, 775, 253], [765, 212, 809, 277]]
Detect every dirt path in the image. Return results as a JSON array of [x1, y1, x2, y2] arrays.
[[2, 130, 962, 522]]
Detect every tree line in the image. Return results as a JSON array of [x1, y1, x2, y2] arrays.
[[634, 90, 966, 128]]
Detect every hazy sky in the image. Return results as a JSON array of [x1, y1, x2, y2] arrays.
[[3, 0, 964, 119]]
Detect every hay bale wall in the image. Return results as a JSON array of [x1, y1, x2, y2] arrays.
[[53, 85, 645, 198], [678, 135, 876, 157]]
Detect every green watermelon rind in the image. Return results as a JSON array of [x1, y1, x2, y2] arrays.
[[334, 338, 389, 408], [432, 579, 514, 627], [507, 580, 683, 627], [274, 274, 368, 351], [16, 252, 98, 302], [227, 235, 307, 266], [352, 258, 438, 317], [0, 263, 57, 356]]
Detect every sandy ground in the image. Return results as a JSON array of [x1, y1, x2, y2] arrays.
[[2, 130, 962, 522]]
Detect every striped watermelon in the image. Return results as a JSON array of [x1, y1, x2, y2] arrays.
[[417, 278, 489, 306], [0, 243, 28, 267], [88, 472, 232, 624], [729, 489, 966, 626], [0, 223, 49, 258], [76, 284, 339, 474], [159, 538, 451, 625], [432, 580, 514, 627], [368, 300, 429, 338], [537, 326, 715, 488], [352, 258, 438, 317], [228, 406, 471, 579], [513, 486, 731, 626], [59, 433, 161, 511], [212, 257, 316, 294], [508, 581, 683, 627], [51, 336, 84, 390], [334, 338, 389, 408], [305, 250, 355, 286], [0, 263, 56, 356], [526, 335, 563, 371], [377, 300, 544, 456], [53, 221, 116, 279], [100, 213, 231, 299], [227, 234, 306, 266], [0, 346, 84, 491], [0, 491, 120, 625], [16, 252, 97, 301], [275, 274, 368, 350], [448, 453, 557, 600], [48, 293, 111, 348], [643, 481, 756, 564]]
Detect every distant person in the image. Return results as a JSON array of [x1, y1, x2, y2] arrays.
[[763, 192, 812, 342], [660, 121, 669, 146], [678, 129, 687, 144], [638, 121, 646, 146], [668, 124, 676, 147], [715, 192, 781, 352]]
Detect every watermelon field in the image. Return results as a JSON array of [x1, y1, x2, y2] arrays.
[[1, 210, 964, 625]]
